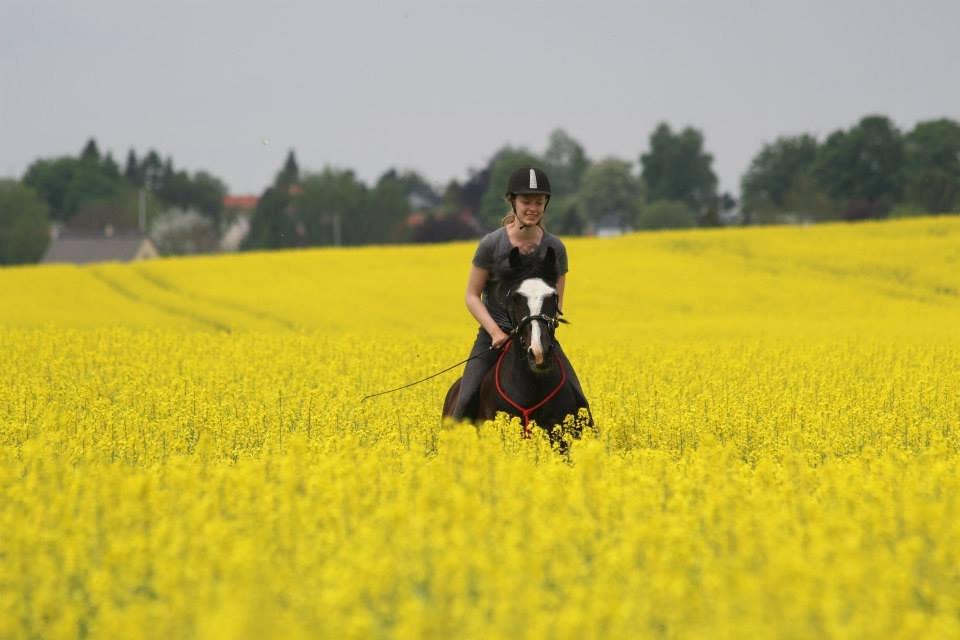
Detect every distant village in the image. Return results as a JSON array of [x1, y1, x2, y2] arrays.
[[5, 114, 959, 268]]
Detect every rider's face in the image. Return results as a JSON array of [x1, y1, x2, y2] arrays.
[[514, 194, 546, 226]]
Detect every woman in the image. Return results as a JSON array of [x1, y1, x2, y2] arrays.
[[450, 166, 590, 421]]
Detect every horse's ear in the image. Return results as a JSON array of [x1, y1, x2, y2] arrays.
[[508, 246, 522, 270], [542, 246, 558, 283]]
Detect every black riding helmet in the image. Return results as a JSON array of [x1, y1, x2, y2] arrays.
[[505, 167, 552, 227], [505, 167, 552, 199]]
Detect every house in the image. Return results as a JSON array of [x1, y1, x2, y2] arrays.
[[43, 227, 159, 265], [592, 212, 632, 238], [223, 194, 259, 214], [220, 194, 260, 251]]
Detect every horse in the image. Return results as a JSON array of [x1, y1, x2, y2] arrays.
[[442, 246, 593, 445]]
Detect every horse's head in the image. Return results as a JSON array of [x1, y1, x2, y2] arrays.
[[506, 246, 562, 371]]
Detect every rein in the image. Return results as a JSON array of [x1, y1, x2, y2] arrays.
[[360, 346, 498, 402], [360, 313, 569, 403], [494, 340, 568, 437]]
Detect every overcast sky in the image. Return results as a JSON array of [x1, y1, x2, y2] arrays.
[[2, 0, 958, 197]]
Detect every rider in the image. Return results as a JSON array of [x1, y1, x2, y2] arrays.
[[450, 166, 590, 421]]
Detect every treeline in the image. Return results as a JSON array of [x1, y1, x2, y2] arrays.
[[21, 140, 227, 228], [2, 114, 959, 265], [0, 140, 228, 264], [243, 125, 731, 251], [741, 115, 960, 223], [244, 114, 960, 249]]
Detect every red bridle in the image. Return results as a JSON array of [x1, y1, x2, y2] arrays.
[[494, 339, 567, 437]]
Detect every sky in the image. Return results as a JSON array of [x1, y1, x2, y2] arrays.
[[2, 0, 958, 197]]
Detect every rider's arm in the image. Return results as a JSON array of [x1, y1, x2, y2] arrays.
[[556, 274, 566, 313], [465, 266, 510, 346]]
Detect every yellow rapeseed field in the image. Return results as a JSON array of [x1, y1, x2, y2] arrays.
[[2, 216, 959, 638]]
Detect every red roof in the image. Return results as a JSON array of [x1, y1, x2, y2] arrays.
[[223, 195, 259, 210], [406, 212, 427, 227]]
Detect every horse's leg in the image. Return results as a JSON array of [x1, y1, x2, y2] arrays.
[[553, 342, 595, 433], [475, 371, 499, 422], [441, 378, 462, 422]]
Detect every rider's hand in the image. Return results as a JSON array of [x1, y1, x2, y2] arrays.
[[490, 328, 510, 348]]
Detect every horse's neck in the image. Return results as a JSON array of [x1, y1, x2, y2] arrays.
[[499, 343, 563, 403]]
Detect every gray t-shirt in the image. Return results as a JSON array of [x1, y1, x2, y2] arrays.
[[471, 226, 569, 330]]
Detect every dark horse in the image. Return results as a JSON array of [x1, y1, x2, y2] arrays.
[[442, 246, 593, 444]]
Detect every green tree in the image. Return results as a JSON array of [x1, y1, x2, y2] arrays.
[[814, 115, 905, 219], [0, 180, 51, 265], [61, 160, 124, 219], [457, 167, 491, 216], [80, 138, 101, 163], [68, 188, 141, 232], [189, 172, 228, 225], [22, 157, 82, 220], [771, 174, 838, 224], [141, 151, 163, 184], [156, 168, 192, 212], [741, 135, 820, 220], [476, 147, 544, 229], [124, 149, 142, 185], [370, 172, 414, 242], [903, 118, 960, 214], [577, 158, 645, 230], [377, 169, 439, 210], [276, 150, 300, 187], [641, 123, 717, 211], [543, 129, 590, 198], [636, 199, 695, 230], [102, 153, 121, 180], [298, 168, 369, 246], [243, 184, 299, 250]]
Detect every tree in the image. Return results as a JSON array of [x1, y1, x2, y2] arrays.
[[68, 188, 140, 232], [24, 144, 230, 234], [243, 184, 299, 250], [189, 172, 228, 225], [457, 166, 491, 216], [377, 169, 439, 211], [747, 174, 837, 225], [741, 135, 820, 219], [124, 149, 141, 185], [80, 138, 101, 163], [24, 154, 126, 221], [140, 150, 164, 188], [411, 214, 481, 243], [476, 147, 545, 229], [0, 180, 50, 265], [814, 115, 905, 219], [22, 157, 82, 220], [903, 118, 960, 214], [276, 150, 300, 187], [369, 172, 414, 242], [149, 208, 219, 255], [543, 129, 590, 198], [298, 168, 369, 246], [156, 167, 193, 212], [641, 123, 717, 211], [577, 158, 645, 230], [636, 200, 695, 231], [102, 153, 121, 180], [545, 196, 587, 235], [61, 160, 124, 220]]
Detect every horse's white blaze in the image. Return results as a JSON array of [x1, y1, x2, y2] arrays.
[[516, 278, 555, 365]]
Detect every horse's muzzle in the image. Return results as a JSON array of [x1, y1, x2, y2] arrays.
[[527, 346, 552, 371]]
